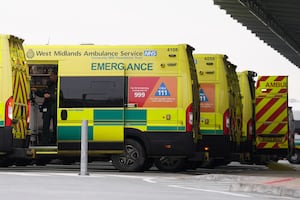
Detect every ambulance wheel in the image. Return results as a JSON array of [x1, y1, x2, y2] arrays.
[[154, 157, 186, 172], [111, 139, 146, 172], [288, 151, 300, 164]]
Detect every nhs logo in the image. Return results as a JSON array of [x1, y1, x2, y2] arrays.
[[144, 50, 157, 56]]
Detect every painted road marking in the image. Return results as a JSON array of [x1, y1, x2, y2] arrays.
[[168, 185, 251, 198], [263, 177, 296, 185]]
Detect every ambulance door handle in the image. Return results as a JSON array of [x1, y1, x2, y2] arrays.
[[126, 103, 138, 108], [61, 110, 68, 120], [205, 70, 215, 74]]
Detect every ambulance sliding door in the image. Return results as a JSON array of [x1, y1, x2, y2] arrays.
[[57, 75, 125, 154]]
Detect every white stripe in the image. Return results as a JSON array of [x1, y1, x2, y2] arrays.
[[0, 172, 49, 177], [142, 177, 157, 183], [168, 185, 251, 198]]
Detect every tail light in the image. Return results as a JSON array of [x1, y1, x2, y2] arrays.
[[186, 103, 193, 132], [27, 100, 31, 127], [247, 119, 253, 141], [5, 97, 13, 126], [223, 109, 230, 135]]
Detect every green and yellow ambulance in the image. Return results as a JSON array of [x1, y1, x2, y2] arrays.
[[25, 44, 202, 172], [194, 54, 243, 167]]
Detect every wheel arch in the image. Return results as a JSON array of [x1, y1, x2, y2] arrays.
[[125, 128, 149, 156]]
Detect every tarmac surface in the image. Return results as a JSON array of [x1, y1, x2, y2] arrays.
[[1, 160, 300, 198], [222, 161, 300, 198], [230, 176, 300, 198], [197, 173, 300, 198]]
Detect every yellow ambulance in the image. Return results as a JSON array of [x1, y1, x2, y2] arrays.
[[25, 44, 201, 171], [238, 73, 291, 164], [255, 75, 290, 160], [0, 34, 31, 166], [237, 70, 257, 163], [194, 54, 243, 167]]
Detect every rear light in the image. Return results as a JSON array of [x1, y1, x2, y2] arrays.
[[5, 97, 13, 126], [27, 100, 31, 127], [247, 119, 253, 141], [186, 103, 193, 132], [223, 109, 230, 135]]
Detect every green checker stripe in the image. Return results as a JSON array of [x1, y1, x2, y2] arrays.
[[94, 110, 124, 121], [125, 110, 146, 121], [58, 126, 93, 140], [94, 122, 124, 126], [147, 126, 185, 131], [93, 110, 146, 121], [0, 121, 3, 126], [200, 129, 224, 135], [125, 110, 147, 126]]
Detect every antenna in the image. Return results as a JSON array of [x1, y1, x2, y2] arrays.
[[47, 35, 51, 45]]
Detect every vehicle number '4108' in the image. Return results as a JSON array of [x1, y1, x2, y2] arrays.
[[134, 92, 145, 98], [167, 48, 178, 52]]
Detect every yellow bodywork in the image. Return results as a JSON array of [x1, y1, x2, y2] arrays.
[[194, 54, 227, 135], [25, 45, 199, 154], [238, 71, 256, 141], [0, 35, 30, 148], [194, 54, 242, 141], [255, 76, 288, 150]]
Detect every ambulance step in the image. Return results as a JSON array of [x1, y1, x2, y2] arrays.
[[30, 146, 58, 155]]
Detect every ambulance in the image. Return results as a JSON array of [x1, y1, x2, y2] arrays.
[[0, 34, 31, 166], [237, 70, 257, 163], [288, 106, 300, 164], [255, 75, 290, 160], [287, 107, 298, 163], [289, 132, 300, 164], [194, 54, 242, 167], [24, 44, 202, 172]]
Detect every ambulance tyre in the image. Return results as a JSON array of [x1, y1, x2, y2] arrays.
[[111, 139, 146, 172], [154, 157, 186, 172], [288, 150, 300, 164]]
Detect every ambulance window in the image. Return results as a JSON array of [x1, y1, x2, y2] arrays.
[[60, 76, 126, 108]]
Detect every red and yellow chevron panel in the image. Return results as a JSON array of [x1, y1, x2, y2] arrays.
[[9, 37, 30, 139], [255, 76, 288, 150]]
